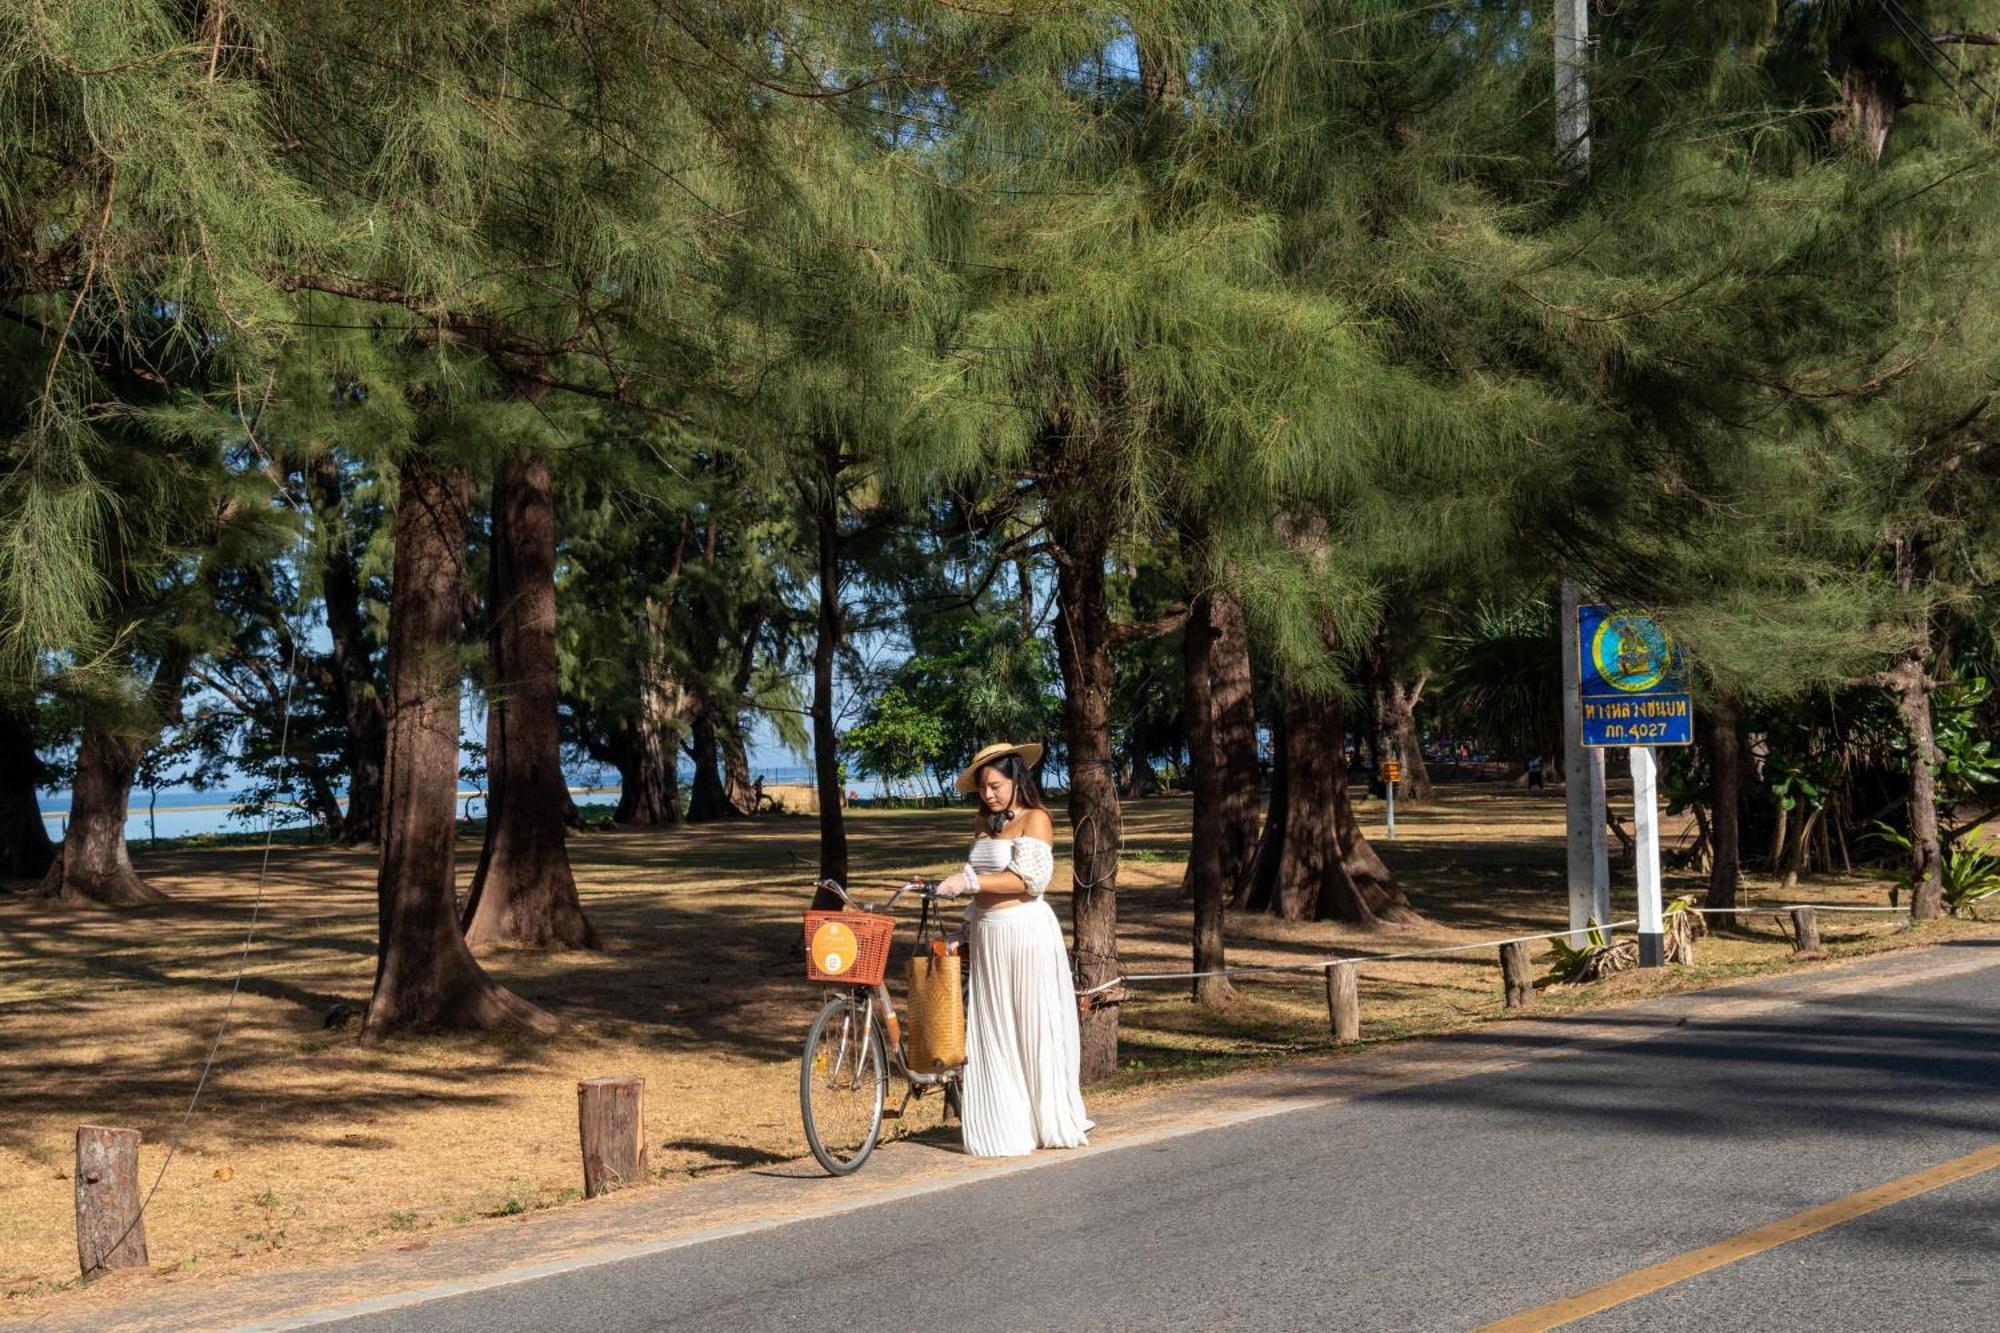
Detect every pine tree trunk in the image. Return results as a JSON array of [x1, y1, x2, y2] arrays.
[[721, 722, 756, 817], [37, 725, 161, 905], [1182, 587, 1235, 1006], [1885, 656, 1944, 920], [308, 455, 387, 846], [1121, 729, 1161, 799], [1385, 678, 1431, 799], [1210, 589, 1261, 886], [461, 449, 599, 952], [810, 441, 847, 905], [1052, 516, 1122, 1083], [37, 642, 191, 906], [1766, 801, 1789, 875], [1014, 554, 1037, 635], [1780, 806, 1822, 892], [685, 705, 730, 822], [615, 595, 684, 827], [1367, 635, 1430, 800], [362, 460, 555, 1042], [1234, 708, 1286, 911], [303, 769, 346, 836], [1333, 730, 1409, 919], [611, 721, 680, 826], [1704, 696, 1742, 923], [719, 616, 761, 818], [1270, 688, 1339, 921], [1252, 676, 1421, 927], [1, 708, 55, 883]]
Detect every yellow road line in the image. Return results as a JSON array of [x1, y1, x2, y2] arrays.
[[1479, 1139, 2000, 1332]]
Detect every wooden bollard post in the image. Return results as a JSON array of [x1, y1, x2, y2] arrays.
[[1500, 941, 1536, 1009], [578, 1077, 648, 1198], [1325, 963, 1360, 1044], [75, 1126, 148, 1278], [1789, 907, 1825, 959]]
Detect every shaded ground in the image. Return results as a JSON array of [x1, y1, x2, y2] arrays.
[[0, 782, 1974, 1311]]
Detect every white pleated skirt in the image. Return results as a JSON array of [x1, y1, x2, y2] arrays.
[[960, 898, 1094, 1158]]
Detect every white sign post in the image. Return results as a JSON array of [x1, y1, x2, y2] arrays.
[[1629, 745, 1665, 967], [1590, 748, 1610, 925], [1561, 581, 1609, 939]]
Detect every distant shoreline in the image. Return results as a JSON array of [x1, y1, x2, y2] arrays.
[[40, 786, 625, 824], [36, 780, 915, 829]]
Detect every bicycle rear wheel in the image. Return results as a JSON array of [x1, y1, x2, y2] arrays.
[[800, 993, 887, 1175]]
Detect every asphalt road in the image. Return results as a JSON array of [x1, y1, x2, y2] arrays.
[[303, 943, 2000, 1332]]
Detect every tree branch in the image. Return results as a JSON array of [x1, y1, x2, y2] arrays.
[[271, 271, 689, 420], [1107, 606, 1190, 647]]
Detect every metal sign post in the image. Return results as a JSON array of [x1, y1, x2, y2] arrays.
[[1383, 755, 1401, 839], [1576, 604, 1692, 968]]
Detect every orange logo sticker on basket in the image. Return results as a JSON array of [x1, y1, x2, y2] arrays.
[[811, 920, 859, 976]]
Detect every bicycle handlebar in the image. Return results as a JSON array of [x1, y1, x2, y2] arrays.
[[814, 877, 945, 913]]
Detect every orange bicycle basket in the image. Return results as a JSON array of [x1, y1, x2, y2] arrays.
[[804, 910, 896, 986]]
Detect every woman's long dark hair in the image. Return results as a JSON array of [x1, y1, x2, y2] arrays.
[[973, 753, 1047, 832]]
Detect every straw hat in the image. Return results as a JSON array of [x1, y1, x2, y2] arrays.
[[954, 740, 1045, 794]]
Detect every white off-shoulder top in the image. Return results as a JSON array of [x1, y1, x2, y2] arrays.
[[967, 835, 1055, 897]]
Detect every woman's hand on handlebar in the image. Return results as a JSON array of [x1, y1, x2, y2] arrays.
[[935, 870, 971, 899]]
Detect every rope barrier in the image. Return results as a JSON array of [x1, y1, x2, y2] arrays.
[[1689, 904, 1907, 915], [1077, 918, 1646, 997], [94, 408, 306, 1269], [1074, 902, 1915, 998]]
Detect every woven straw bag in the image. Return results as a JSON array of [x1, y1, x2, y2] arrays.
[[904, 943, 965, 1072]]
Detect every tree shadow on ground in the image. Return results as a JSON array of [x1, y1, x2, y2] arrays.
[[0, 783, 1930, 1269]]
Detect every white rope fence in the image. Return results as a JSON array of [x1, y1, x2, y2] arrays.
[[1078, 919, 1643, 998], [1689, 904, 1906, 915], [1076, 902, 1913, 999]]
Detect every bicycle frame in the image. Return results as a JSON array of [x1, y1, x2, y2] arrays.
[[814, 878, 961, 1090]]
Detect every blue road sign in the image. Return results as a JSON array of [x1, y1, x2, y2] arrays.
[[1577, 605, 1693, 747]]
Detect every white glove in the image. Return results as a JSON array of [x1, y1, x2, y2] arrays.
[[937, 865, 979, 898]]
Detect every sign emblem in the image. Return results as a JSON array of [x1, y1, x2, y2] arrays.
[[811, 921, 858, 976], [1590, 613, 1673, 693]]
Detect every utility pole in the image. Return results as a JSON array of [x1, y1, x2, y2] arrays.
[[1561, 581, 1609, 936], [1556, 6, 1607, 937], [1555, 0, 1590, 173]]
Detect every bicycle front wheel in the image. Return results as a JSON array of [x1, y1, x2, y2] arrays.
[[800, 993, 887, 1175]]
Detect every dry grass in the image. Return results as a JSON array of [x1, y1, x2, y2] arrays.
[[0, 782, 1977, 1309]]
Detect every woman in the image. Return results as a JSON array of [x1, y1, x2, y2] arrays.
[[934, 741, 1094, 1157]]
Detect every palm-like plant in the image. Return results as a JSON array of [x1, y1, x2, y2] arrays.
[[1544, 918, 1638, 985]]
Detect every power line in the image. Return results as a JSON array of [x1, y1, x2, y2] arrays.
[[1879, 0, 2000, 124]]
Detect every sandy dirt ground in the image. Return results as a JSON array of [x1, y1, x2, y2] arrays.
[[0, 782, 1965, 1315]]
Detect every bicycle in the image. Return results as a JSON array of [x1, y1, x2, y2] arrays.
[[799, 877, 963, 1176]]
